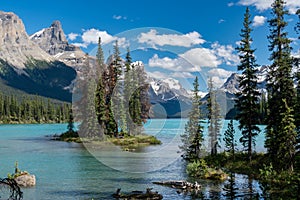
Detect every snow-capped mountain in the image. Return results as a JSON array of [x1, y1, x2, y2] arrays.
[[220, 66, 268, 95], [147, 76, 192, 118]]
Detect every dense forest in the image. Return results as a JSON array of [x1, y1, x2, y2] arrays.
[[0, 92, 71, 124], [181, 1, 300, 199]]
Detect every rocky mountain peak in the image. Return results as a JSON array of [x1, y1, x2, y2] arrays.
[[220, 73, 240, 94], [30, 20, 68, 55], [30, 20, 86, 67], [0, 11, 52, 69]]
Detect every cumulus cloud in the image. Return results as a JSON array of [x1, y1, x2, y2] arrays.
[[208, 68, 235, 87], [180, 48, 221, 68], [67, 33, 79, 41], [253, 15, 267, 27], [211, 42, 239, 66], [147, 71, 169, 79], [238, 0, 300, 14], [148, 54, 188, 71], [81, 29, 116, 44], [138, 29, 205, 48], [71, 28, 127, 48]]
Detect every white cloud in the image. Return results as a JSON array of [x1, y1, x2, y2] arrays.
[[211, 42, 239, 66], [148, 54, 186, 71], [72, 42, 88, 48], [138, 29, 205, 48], [72, 28, 127, 48], [228, 2, 235, 7], [147, 71, 169, 79], [113, 15, 127, 20], [208, 68, 234, 78], [180, 48, 221, 68], [208, 68, 234, 88], [147, 71, 194, 79], [67, 33, 79, 41], [218, 19, 226, 24], [253, 15, 267, 27], [171, 72, 194, 78], [238, 0, 300, 14], [82, 29, 116, 45]]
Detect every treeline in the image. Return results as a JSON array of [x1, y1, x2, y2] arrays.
[[74, 38, 150, 139], [0, 92, 71, 124]]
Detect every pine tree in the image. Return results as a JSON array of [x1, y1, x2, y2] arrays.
[[235, 7, 260, 162], [207, 77, 222, 156], [95, 37, 108, 137], [180, 77, 204, 160], [277, 99, 297, 172], [295, 9, 300, 153], [67, 107, 75, 133], [123, 48, 133, 135], [265, 0, 296, 171], [223, 120, 237, 159]]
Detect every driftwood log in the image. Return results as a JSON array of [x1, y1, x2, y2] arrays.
[[112, 188, 163, 199], [0, 178, 23, 200], [153, 180, 201, 191]]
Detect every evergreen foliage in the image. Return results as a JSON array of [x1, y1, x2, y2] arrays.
[[265, 0, 296, 171], [207, 77, 222, 156], [235, 7, 261, 162], [180, 77, 204, 160], [0, 92, 70, 124], [223, 120, 237, 159]]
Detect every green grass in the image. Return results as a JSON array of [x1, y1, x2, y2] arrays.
[[108, 135, 161, 151]]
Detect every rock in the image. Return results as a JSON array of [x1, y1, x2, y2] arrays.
[[14, 174, 36, 187], [0, 11, 53, 69], [30, 20, 87, 68]]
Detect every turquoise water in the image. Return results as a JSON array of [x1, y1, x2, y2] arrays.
[[0, 119, 265, 199]]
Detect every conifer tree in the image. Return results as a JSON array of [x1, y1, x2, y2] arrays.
[[265, 0, 296, 171], [95, 37, 107, 137], [235, 7, 260, 162], [180, 77, 204, 160], [223, 120, 237, 159], [67, 107, 75, 133], [207, 77, 222, 156]]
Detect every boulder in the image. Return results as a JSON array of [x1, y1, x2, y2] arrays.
[[14, 174, 36, 187]]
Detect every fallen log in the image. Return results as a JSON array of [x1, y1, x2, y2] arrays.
[[153, 180, 201, 190], [112, 188, 163, 199]]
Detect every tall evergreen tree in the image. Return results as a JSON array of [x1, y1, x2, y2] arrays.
[[265, 0, 296, 171], [223, 120, 237, 159], [95, 37, 108, 137], [207, 77, 222, 156], [67, 107, 75, 133], [235, 7, 260, 162], [180, 77, 204, 160]]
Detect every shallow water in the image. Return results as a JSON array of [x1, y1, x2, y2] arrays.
[[0, 119, 265, 199]]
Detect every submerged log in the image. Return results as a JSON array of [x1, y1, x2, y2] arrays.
[[112, 188, 163, 199], [153, 180, 201, 190]]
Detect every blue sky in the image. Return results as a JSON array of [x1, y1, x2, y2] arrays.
[[1, 0, 300, 89]]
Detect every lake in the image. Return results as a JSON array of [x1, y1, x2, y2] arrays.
[[0, 119, 265, 199]]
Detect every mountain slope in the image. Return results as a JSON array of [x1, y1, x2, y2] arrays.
[[0, 11, 76, 102]]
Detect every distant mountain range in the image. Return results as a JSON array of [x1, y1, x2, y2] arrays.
[[0, 11, 270, 118]]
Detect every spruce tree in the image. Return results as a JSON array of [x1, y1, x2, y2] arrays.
[[235, 7, 260, 162], [265, 0, 296, 171], [180, 77, 204, 160], [223, 120, 237, 159], [95, 37, 108, 137], [207, 77, 222, 156]]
